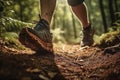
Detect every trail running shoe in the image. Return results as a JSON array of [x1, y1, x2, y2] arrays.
[[80, 25, 94, 47], [19, 19, 53, 52]]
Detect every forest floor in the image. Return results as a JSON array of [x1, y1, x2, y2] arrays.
[[0, 43, 120, 80]]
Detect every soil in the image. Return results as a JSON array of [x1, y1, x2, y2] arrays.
[[0, 44, 120, 80]]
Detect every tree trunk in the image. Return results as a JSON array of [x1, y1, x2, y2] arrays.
[[62, 5, 66, 30], [72, 14, 77, 39], [99, 0, 108, 32], [114, 0, 119, 20], [108, 0, 115, 25], [19, 1, 23, 21]]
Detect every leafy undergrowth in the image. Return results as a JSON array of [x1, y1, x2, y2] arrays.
[[0, 43, 120, 80], [97, 31, 120, 48]]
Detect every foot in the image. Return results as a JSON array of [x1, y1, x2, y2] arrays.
[[34, 19, 52, 42], [32, 19, 53, 52], [80, 25, 94, 47], [20, 19, 53, 52]]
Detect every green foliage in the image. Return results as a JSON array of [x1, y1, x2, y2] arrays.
[[0, 32, 25, 49], [51, 1, 82, 44], [109, 19, 120, 31], [51, 28, 66, 43], [0, 0, 33, 49], [0, 0, 120, 47], [97, 20, 120, 48], [0, 17, 33, 33], [98, 31, 120, 48], [13, 0, 39, 22], [85, 0, 104, 35], [0, 0, 14, 17], [0, 17, 33, 49]]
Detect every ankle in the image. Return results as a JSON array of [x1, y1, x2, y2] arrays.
[[83, 24, 91, 30]]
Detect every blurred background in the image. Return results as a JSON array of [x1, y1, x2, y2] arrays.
[[0, 0, 120, 49]]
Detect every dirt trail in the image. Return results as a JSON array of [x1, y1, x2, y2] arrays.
[[0, 44, 120, 80]]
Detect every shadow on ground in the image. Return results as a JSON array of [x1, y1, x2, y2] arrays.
[[0, 50, 66, 80]]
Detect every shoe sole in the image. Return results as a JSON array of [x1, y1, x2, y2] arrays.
[[19, 27, 53, 52]]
